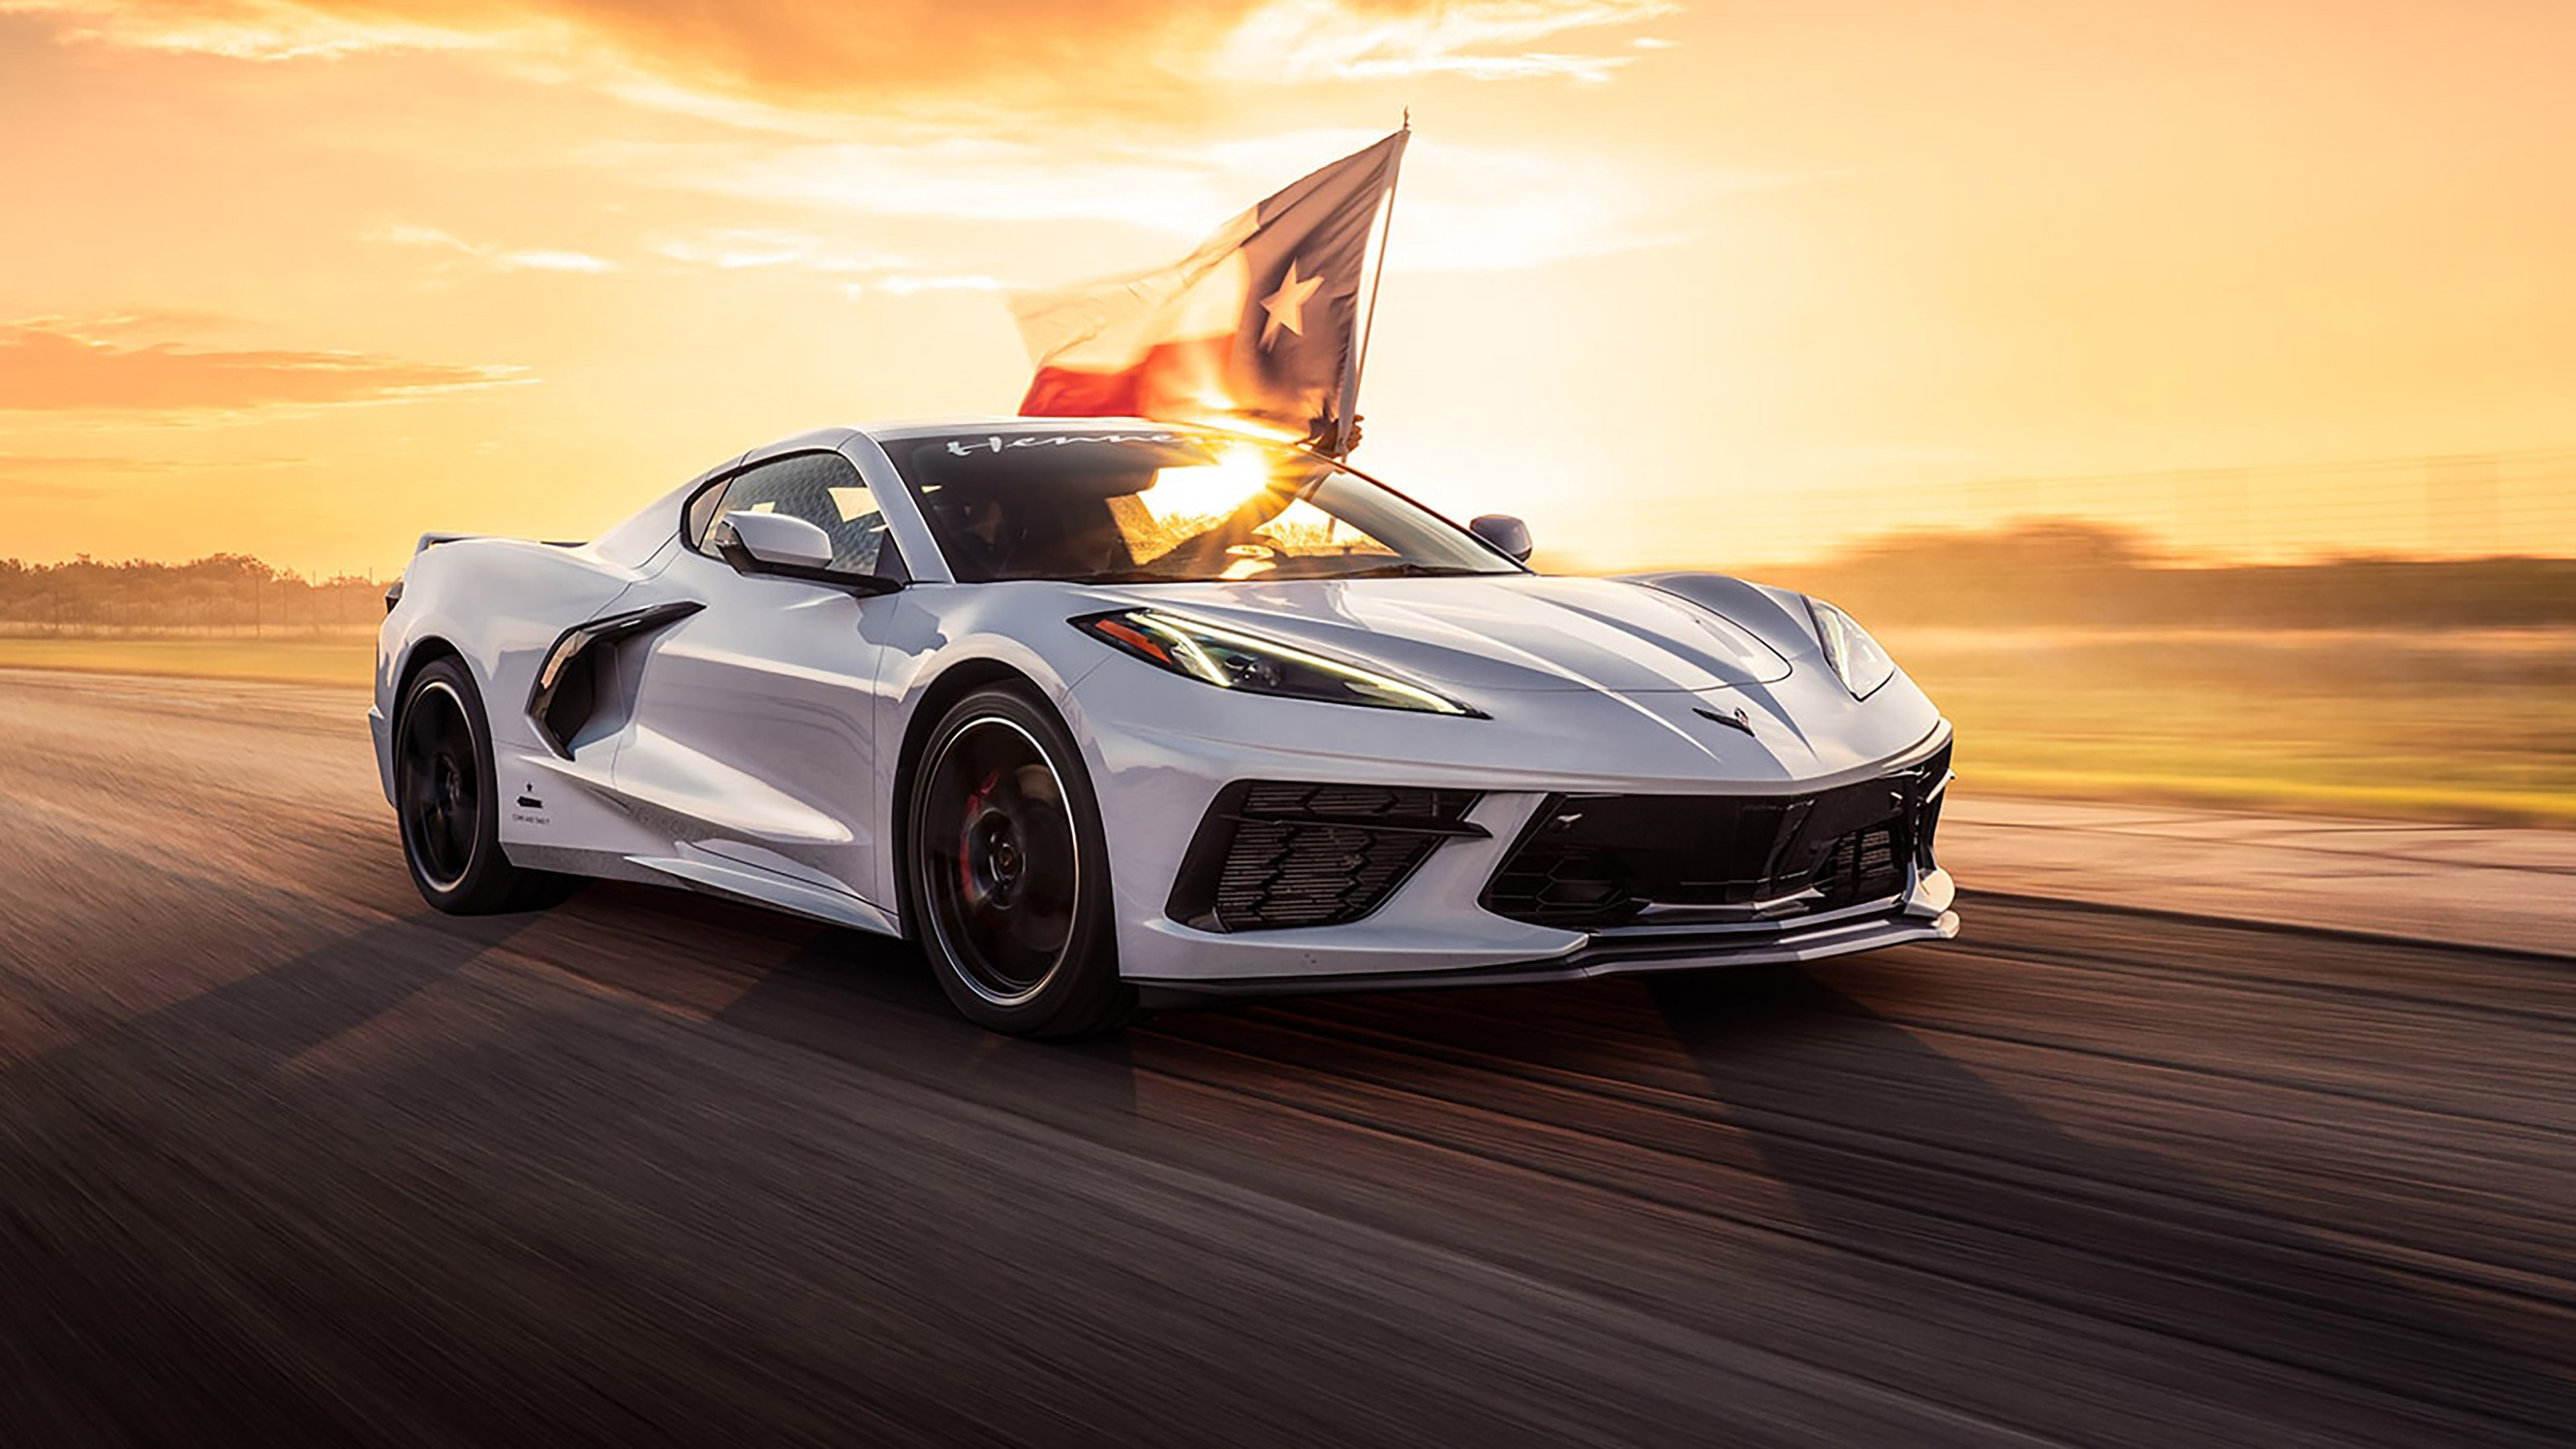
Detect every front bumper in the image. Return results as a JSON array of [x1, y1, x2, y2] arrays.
[[1130, 871, 1959, 1004], [1071, 664, 1961, 996]]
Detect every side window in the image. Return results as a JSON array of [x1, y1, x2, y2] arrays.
[[690, 451, 894, 576], [684, 475, 731, 551]]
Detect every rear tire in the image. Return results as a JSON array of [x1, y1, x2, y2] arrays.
[[908, 684, 1138, 1037], [394, 655, 578, 914]]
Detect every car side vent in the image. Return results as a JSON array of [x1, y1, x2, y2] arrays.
[[526, 600, 702, 758], [1167, 782, 1484, 933]]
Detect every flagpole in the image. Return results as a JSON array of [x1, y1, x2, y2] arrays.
[[1330, 122, 1408, 458]]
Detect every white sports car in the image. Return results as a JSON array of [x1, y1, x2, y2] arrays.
[[374, 419, 1957, 1036]]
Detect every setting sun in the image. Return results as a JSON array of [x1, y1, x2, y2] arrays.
[[1139, 444, 1283, 524]]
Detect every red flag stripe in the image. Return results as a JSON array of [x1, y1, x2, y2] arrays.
[[1018, 335, 1236, 419]]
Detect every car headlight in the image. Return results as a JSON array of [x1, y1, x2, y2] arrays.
[[1806, 598, 1896, 699], [1071, 608, 1481, 716]]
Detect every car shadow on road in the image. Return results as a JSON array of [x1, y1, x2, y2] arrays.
[[1646, 962, 2576, 1445], [0, 910, 539, 1439], [506, 883, 2568, 1446], [1, 910, 533, 1097], [700, 916, 1145, 1126]]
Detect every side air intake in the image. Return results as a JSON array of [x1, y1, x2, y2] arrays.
[[1166, 782, 1485, 932], [525, 600, 702, 758]]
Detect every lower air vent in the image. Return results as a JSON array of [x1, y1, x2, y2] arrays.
[[1809, 822, 1907, 911], [1167, 782, 1483, 932], [1482, 743, 1949, 930]]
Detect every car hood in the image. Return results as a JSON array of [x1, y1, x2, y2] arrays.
[[1071, 574, 1794, 695]]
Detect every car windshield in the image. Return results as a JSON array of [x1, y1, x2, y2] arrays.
[[890, 429, 1523, 585]]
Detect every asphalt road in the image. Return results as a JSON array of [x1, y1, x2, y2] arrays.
[[2, 667, 2571, 1448]]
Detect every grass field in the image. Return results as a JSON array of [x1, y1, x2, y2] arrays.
[[4, 627, 2568, 827], [1890, 627, 2576, 826], [0, 633, 376, 688]]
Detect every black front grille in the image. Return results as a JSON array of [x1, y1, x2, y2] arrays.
[[1168, 782, 1483, 932], [1483, 743, 1948, 930], [1811, 822, 1906, 910]]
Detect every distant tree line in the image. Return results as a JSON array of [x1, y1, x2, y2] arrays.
[[0, 554, 388, 635], [1748, 521, 2576, 629], [9, 525, 2576, 635]]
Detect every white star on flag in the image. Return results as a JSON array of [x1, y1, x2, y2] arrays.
[[1260, 260, 1323, 350]]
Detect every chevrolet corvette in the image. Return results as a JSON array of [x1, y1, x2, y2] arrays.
[[374, 419, 1957, 1036]]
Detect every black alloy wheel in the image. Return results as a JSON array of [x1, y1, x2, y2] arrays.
[[399, 676, 480, 893], [910, 684, 1135, 1036], [394, 655, 574, 914]]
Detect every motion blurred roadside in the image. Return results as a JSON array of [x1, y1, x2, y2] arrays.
[[10, 488, 2570, 833]]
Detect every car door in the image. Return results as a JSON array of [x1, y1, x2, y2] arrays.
[[610, 448, 907, 914]]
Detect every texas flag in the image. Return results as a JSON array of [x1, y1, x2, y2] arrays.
[[1009, 130, 1407, 453]]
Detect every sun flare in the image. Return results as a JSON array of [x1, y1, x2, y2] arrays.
[[1136, 444, 1286, 525]]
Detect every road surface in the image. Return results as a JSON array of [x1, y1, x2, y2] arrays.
[[1, 669, 2570, 1446]]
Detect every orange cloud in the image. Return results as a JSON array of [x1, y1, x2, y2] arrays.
[[629, 127, 1728, 276], [1208, 0, 1679, 84], [371, 222, 618, 273], [7, 0, 1676, 105], [0, 0, 490, 59], [0, 318, 527, 413]]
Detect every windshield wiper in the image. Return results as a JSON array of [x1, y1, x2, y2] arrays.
[[1061, 568, 1197, 584], [1059, 561, 1491, 585], [1308, 562, 1491, 580]]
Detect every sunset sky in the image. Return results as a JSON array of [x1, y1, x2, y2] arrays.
[[3, 0, 2572, 574]]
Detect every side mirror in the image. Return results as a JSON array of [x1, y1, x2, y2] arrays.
[[708, 509, 902, 596], [1469, 514, 1534, 564], [714, 510, 835, 571]]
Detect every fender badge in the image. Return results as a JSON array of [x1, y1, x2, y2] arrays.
[[1693, 706, 1755, 736]]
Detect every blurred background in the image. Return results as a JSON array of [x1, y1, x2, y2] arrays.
[[3, 0, 2571, 825]]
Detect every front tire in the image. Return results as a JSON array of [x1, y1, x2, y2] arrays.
[[908, 684, 1136, 1037], [394, 655, 576, 914]]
